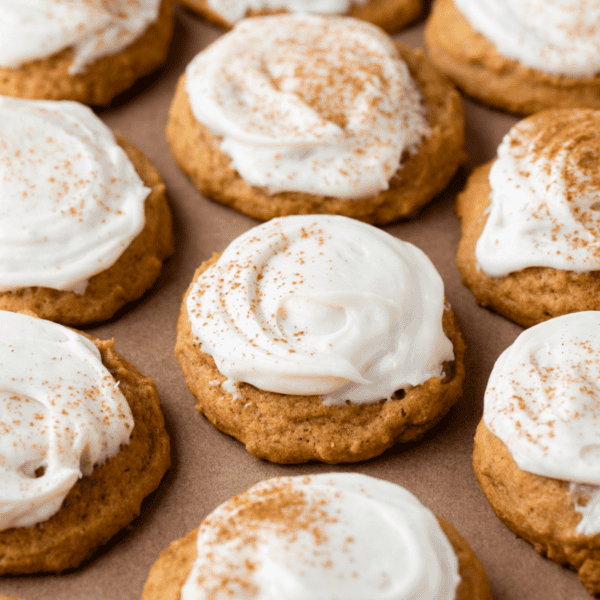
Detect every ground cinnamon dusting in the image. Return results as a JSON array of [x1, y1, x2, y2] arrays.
[[192, 478, 339, 597]]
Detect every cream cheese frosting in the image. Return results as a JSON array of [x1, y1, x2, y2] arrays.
[[475, 109, 600, 278], [0, 0, 161, 75], [206, 0, 368, 23], [184, 14, 430, 199], [483, 311, 600, 534], [453, 0, 600, 77], [181, 473, 460, 600], [0, 311, 134, 530], [186, 215, 454, 405], [0, 96, 149, 295]]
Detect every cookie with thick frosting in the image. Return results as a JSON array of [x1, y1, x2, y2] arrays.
[[166, 14, 465, 225], [424, 0, 600, 115], [0, 311, 170, 574], [0, 97, 173, 326], [0, 0, 173, 105], [179, 0, 420, 33], [456, 109, 600, 327], [141, 474, 491, 600], [473, 312, 600, 596], [175, 215, 465, 463]]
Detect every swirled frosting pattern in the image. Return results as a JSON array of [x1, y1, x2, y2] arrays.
[[186, 215, 453, 404], [0, 0, 160, 74], [484, 312, 600, 533], [453, 0, 600, 76], [0, 311, 133, 530], [182, 473, 460, 600], [0, 96, 148, 294], [206, 0, 368, 23], [184, 14, 429, 199], [476, 109, 600, 277]]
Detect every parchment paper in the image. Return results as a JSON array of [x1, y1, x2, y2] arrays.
[[1, 4, 590, 599]]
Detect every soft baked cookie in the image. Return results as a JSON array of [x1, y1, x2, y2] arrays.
[[0, 0, 173, 105], [175, 215, 465, 464], [473, 312, 600, 597], [424, 0, 600, 115], [0, 311, 170, 574], [166, 14, 465, 225], [142, 473, 491, 600], [456, 109, 600, 328], [0, 96, 173, 326], [179, 0, 420, 33]]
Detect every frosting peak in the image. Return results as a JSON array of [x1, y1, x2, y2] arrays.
[[182, 474, 460, 600], [0, 0, 161, 74], [186, 215, 453, 404], [0, 311, 133, 530], [185, 14, 429, 199], [454, 0, 600, 77], [484, 311, 600, 485], [476, 109, 600, 277], [0, 96, 148, 294]]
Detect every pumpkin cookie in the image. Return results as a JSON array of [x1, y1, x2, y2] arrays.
[[166, 14, 465, 225], [0, 96, 173, 326], [0, 0, 173, 105], [473, 312, 600, 597], [179, 0, 420, 33], [424, 0, 600, 115], [175, 215, 465, 464], [142, 473, 491, 600], [456, 109, 600, 328], [0, 311, 170, 574]]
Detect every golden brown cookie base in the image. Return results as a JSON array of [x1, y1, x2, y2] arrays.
[[166, 43, 465, 225], [0, 135, 173, 326], [0, 0, 173, 105], [424, 0, 600, 115], [179, 0, 420, 33], [473, 421, 600, 596], [141, 515, 490, 599], [174, 255, 465, 464], [0, 330, 171, 574], [456, 161, 600, 328]]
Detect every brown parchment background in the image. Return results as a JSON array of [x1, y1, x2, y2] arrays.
[[1, 3, 591, 599]]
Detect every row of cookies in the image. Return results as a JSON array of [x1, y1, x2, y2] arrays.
[[0, 0, 423, 106], [3, 0, 598, 112], [3, 1, 600, 600], [0, 7, 477, 599]]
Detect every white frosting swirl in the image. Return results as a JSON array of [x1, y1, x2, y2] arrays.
[[206, 0, 368, 23], [184, 14, 429, 199], [453, 0, 600, 77], [186, 215, 453, 404], [0, 0, 161, 74], [476, 110, 600, 277], [0, 96, 149, 294], [182, 473, 460, 600], [0, 311, 133, 530], [484, 311, 600, 486]]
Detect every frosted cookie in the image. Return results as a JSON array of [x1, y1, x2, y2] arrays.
[[424, 0, 600, 115], [0, 311, 170, 574], [166, 14, 465, 225], [456, 109, 600, 328], [0, 96, 173, 326], [142, 473, 492, 600], [473, 312, 600, 596], [179, 0, 420, 33], [175, 215, 465, 464], [0, 0, 173, 106]]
